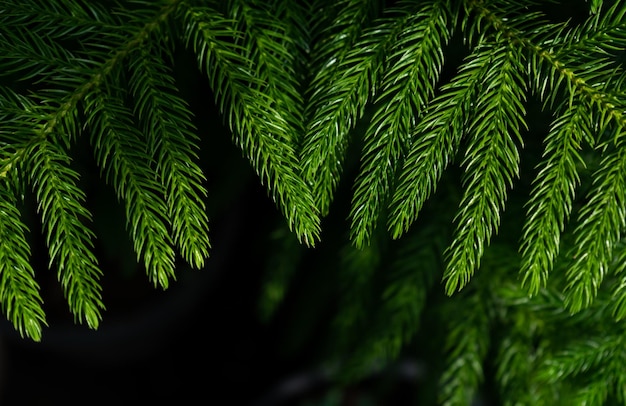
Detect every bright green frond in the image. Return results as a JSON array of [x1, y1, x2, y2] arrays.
[[507, 3, 626, 127], [564, 139, 626, 313], [0, 183, 47, 341], [5, 2, 626, 400], [27, 136, 104, 329], [182, 4, 321, 246], [552, 1, 626, 59], [520, 101, 594, 295], [349, 0, 451, 248], [128, 45, 211, 270], [443, 41, 527, 295], [273, 0, 315, 88], [307, 0, 380, 70], [84, 88, 177, 289], [300, 1, 396, 216], [230, 0, 305, 135], [386, 44, 488, 239]]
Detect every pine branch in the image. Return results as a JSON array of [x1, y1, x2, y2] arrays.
[[387, 44, 488, 239], [472, 0, 626, 130], [0, 88, 104, 329], [307, 0, 380, 73], [349, 0, 452, 248], [274, 0, 315, 97], [230, 0, 305, 143], [443, 40, 526, 294], [0, 27, 87, 84], [84, 88, 177, 289], [128, 44, 211, 269], [519, 101, 594, 295], [564, 138, 626, 313], [182, 3, 321, 246], [551, 1, 626, 63], [28, 136, 104, 328], [300, 0, 380, 215], [0, 183, 47, 341]]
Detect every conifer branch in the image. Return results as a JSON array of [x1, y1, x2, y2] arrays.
[[564, 138, 626, 313], [84, 88, 177, 289], [443, 41, 526, 294], [0, 183, 47, 341], [300, 0, 380, 215], [519, 101, 594, 295], [230, 0, 305, 145], [2, 89, 103, 330], [471, 0, 626, 130], [182, 3, 321, 246], [1, 0, 182, 180], [4, 3, 626, 400], [387, 44, 488, 239], [28, 136, 104, 328], [350, 0, 451, 248], [128, 46, 211, 269]]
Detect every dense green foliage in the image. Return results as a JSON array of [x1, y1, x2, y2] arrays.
[[2, 0, 626, 403]]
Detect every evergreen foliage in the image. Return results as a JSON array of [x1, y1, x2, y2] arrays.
[[2, 0, 626, 403]]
